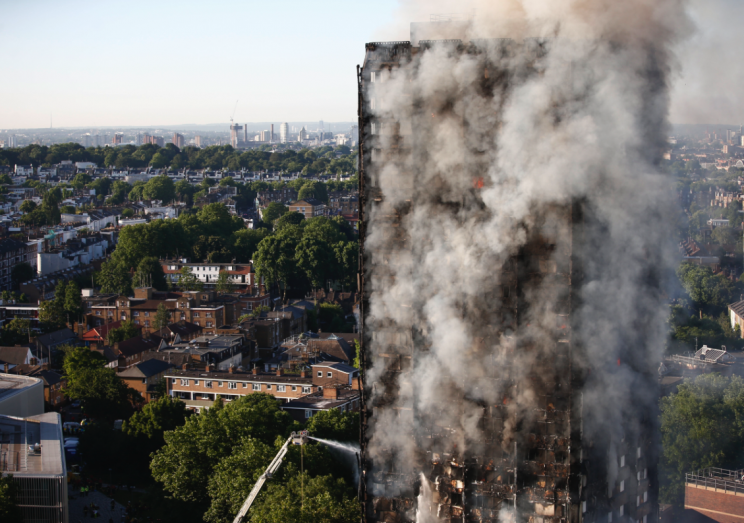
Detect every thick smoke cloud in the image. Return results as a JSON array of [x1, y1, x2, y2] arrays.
[[363, 0, 690, 520]]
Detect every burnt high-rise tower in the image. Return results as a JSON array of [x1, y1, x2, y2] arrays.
[[357, 10, 681, 523]]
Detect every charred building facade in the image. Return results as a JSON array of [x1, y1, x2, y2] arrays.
[[357, 28, 666, 523]]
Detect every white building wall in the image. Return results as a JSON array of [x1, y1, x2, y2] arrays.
[[0, 374, 44, 417]]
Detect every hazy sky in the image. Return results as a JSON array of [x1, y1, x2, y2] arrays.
[[0, 0, 739, 129]]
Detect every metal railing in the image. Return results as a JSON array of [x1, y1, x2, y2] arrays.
[[686, 468, 744, 495]]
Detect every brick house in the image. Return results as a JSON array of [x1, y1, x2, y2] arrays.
[[0, 238, 36, 291], [288, 198, 325, 220], [255, 188, 298, 209], [166, 366, 317, 413], [164, 363, 359, 418], [88, 288, 225, 335], [118, 359, 174, 402]]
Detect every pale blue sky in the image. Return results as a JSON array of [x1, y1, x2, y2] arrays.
[[0, 0, 740, 129], [0, 0, 401, 129]]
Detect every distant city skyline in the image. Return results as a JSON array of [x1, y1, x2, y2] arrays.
[[1, 0, 743, 128]]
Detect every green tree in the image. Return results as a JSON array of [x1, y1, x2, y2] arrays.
[[297, 181, 328, 204], [64, 281, 83, 321], [305, 409, 359, 442], [215, 271, 234, 294], [296, 236, 337, 290], [108, 180, 132, 205], [154, 303, 171, 330], [177, 266, 204, 291], [677, 262, 740, 313], [151, 393, 296, 503], [334, 241, 358, 290], [59, 205, 76, 214], [71, 173, 92, 189], [318, 303, 346, 332], [108, 321, 139, 344], [134, 256, 168, 291], [143, 175, 176, 202], [19, 199, 36, 213], [247, 474, 359, 523], [0, 319, 31, 347], [121, 208, 134, 218], [0, 475, 22, 523], [175, 180, 196, 204], [262, 202, 288, 224], [97, 260, 133, 296], [274, 211, 305, 231], [661, 374, 744, 504], [254, 231, 300, 300], [62, 347, 138, 420], [10, 262, 34, 290], [40, 187, 62, 225], [231, 229, 269, 262], [711, 226, 740, 246], [123, 395, 190, 446]]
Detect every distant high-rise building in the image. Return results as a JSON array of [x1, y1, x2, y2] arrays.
[[135, 133, 142, 146], [298, 127, 307, 142], [82, 134, 92, 148], [172, 133, 185, 148], [270, 124, 274, 143], [113, 133, 123, 145], [93, 134, 104, 147], [280, 122, 289, 144], [195, 136, 202, 148], [230, 123, 244, 148], [260, 130, 271, 142], [8, 135, 17, 148], [142, 135, 165, 147], [319, 120, 324, 132]]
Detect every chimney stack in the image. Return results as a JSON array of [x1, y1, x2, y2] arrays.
[[181, 363, 189, 371], [228, 366, 234, 374], [300, 370, 307, 378], [3, 363, 8, 373], [322, 386, 340, 400], [276, 368, 283, 376], [252, 366, 258, 375]]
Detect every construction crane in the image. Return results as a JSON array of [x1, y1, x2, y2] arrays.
[[229, 100, 239, 124], [232, 431, 308, 523]]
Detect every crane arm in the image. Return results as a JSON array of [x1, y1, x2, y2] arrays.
[[232, 431, 307, 523]]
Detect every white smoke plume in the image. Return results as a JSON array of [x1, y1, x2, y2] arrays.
[[361, 0, 691, 520]]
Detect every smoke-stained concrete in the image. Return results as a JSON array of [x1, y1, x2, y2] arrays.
[[358, 1, 689, 522]]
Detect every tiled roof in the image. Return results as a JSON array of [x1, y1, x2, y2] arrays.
[[730, 300, 744, 318], [35, 328, 77, 347], [118, 359, 174, 379], [116, 336, 160, 357], [0, 346, 32, 365], [83, 321, 124, 340]]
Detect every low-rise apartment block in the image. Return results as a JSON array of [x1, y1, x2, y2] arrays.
[[288, 198, 325, 220], [161, 260, 256, 291]]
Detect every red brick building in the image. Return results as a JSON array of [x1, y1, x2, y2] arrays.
[[88, 288, 225, 334], [165, 362, 359, 416], [685, 468, 744, 522]]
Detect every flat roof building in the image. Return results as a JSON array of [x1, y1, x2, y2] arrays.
[[0, 373, 44, 417], [0, 412, 68, 523]]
